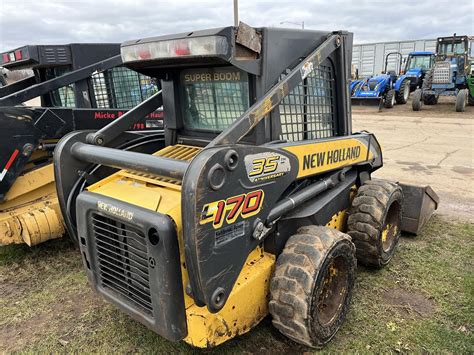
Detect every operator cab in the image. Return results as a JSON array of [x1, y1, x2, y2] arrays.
[[404, 52, 434, 72], [120, 25, 350, 147], [435, 35, 469, 75]]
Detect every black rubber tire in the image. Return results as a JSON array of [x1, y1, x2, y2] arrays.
[[412, 89, 423, 111], [269, 226, 356, 348], [384, 89, 395, 108], [422, 69, 433, 89], [346, 180, 403, 268], [395, 79, 410, 104], [468, 93, 474, 106], [455, 89, 467, 112], [423, 94, 438, 105]]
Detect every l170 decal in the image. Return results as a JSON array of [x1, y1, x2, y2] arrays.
[[200, 190, 264, 229]]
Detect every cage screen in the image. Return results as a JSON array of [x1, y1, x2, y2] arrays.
[[91, 67, 158, 109], [181, 67, 249, 132], [278, 63, 336, 142]]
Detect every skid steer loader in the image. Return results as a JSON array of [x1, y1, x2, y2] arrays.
[[0, 43, 163, 246], [54, 24, 438, 348]]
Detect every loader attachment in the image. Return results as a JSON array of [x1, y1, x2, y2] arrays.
[[351, 96, 383, 111], [399, 183, 439, 235]]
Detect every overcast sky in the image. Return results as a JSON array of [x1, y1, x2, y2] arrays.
[[0, 0, 472, 51]]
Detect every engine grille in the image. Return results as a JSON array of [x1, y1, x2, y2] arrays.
[[432, 62, 451, 84], [122, 145, 201, 187], [91, 213, 153, 316]]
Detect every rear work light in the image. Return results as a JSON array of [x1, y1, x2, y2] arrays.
[[121, 35, 229, 63]]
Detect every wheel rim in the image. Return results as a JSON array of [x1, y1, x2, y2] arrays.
[[381, 201, 401, 252], [315, 256, 349, 327], [403, 83, 409, 101], [391, 93, 395, 106]]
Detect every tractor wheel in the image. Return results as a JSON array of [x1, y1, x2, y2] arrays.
[[395, 79, 410, 104], [468, 93, 474, 106], [412, 89, 423, 111], [269, 226, 356, 348], [455, 89, 467, 112], [423, 94, 438, 105], [384, 89, 395, 108], [422, 69, 433, 89], [346, 180, 403, 268]]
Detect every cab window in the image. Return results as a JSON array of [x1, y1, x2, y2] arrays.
[[407, 55, 433, 70], [180, 67, 249, 132]]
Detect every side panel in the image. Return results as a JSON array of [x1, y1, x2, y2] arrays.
[[182, 145, 299, 311], [182, 133, 381, 313], [281, 136, 377, 178]]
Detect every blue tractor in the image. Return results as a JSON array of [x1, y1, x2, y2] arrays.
[[402, 51, 435, 92], [412, 34, 473, 112], [351, 52, 411, 110]]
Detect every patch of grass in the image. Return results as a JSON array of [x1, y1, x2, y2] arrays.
[[0, 215, 472, 353]]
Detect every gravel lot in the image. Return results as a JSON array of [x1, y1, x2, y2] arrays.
[[352, 97, 473, 222]]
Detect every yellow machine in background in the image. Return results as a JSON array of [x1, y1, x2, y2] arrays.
[[0, 161, 63, 246], [0, 43, 162, 246]]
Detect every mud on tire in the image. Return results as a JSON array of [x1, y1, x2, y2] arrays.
[[346, 180, 403, 268], [269, 226, 356, 348]]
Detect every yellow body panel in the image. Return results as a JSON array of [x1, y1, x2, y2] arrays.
[[184, 248, 274, 347], [86, 144, 351, 347], [283, 137, 374, 178], [0, 164, 64, 246]]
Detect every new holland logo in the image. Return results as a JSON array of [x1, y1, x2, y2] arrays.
[[97, 201, 134, 221], [283, 138, 373, 178]]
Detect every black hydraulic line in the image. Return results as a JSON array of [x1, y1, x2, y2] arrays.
[[266, 167, 349, 225], [71, 142, 188, 180], [0, 55, 123, 106], [38, 143, 57, 151], [86, 89, 163, 146]]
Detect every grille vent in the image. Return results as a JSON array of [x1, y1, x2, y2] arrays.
[[91, 213, 153, 316]]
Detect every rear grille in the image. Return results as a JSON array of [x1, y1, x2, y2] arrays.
[[122, 145, 201, 186], [91, 213, 153, 316]]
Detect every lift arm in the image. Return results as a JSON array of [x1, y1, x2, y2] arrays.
[[0, 55, 122, 106]]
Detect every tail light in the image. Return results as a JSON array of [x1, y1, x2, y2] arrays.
[[121, 36, 229, 63], [14, 50, 22, 60]]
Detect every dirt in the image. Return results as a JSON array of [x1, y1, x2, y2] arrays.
[[0, 287, 104, 352], [2, 313, 53, 352], [352, 97, 474, 222], [382, 287, 436, 319], [352, 96, 474, 117]]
